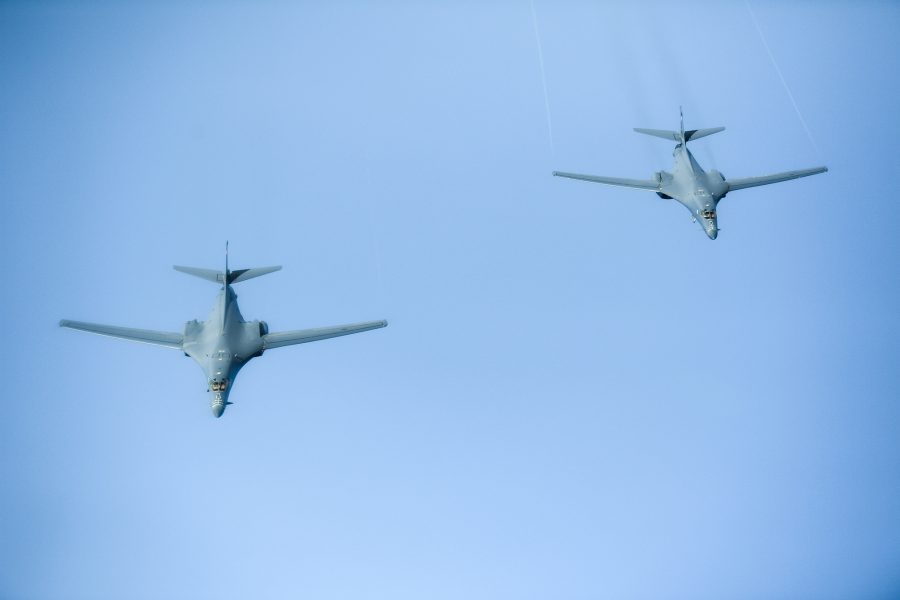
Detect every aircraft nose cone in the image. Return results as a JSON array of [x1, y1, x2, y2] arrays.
[[706, 226, 718, 240], [210, 394, 226, 418]]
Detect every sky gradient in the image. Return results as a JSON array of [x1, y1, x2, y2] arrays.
[[2, 1, 899, 599]]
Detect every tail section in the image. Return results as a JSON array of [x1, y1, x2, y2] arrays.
[[174, 265, 282, 284], [173, 265, 227, 284], [228, 266, 282, 283], [634, 108, 724, 144], [174, 243, 281, 285]]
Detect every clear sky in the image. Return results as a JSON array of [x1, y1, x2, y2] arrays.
[[2, 1, 899, 598]]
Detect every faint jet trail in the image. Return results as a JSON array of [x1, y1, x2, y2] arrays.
[[362, 148, 387, 312], [746, 0, 822, 158], [530, 0, 555, 153]]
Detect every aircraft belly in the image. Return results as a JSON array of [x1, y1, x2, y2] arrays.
[[663, 181, 692, 205]]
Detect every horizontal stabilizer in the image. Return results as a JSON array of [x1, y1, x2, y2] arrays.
[[553, 171, 658, 191], [229, 266, 282, 283], [174, 265, 224, 283], [727, 166, 828, 191], [634, 127, 724, 142], [174, 265, 282, 284], [633, 128, 681, 141], [263, 320, 388, 350], [59, 319, 184, 349]]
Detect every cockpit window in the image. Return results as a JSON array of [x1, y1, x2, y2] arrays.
[[210, 379, 228, 392], [700, 209, 716, 219]]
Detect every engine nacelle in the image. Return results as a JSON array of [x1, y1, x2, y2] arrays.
[[706, 170, 728, 198], [654, 171, 674, 199], [247, 320, 270, 358]]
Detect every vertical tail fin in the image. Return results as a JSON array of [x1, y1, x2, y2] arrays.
[[679, 106, 685, 145]]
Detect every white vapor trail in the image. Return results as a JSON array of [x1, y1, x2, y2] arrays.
[[530, 0, 555, 153], [746, 0, 822, 158]]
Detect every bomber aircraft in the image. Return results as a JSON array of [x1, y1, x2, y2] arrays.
[[553, 109, 827, 239], [60, 246, 387, 418]]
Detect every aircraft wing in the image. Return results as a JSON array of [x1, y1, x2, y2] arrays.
[[553, 171, 659, 191], [263, 319, 388, 350], [727, 166, 827, 191], [59, 319, 184, 349]]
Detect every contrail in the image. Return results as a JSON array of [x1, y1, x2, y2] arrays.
[[362, 148, 387, 312], [746, 0, 821, 158], [530, 0, 555, 153]]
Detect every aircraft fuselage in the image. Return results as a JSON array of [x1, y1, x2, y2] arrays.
[[658, 145, 729, 240], [181, 285, 267, 417]]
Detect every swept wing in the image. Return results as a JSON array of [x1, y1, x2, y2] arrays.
[[59, 320, 184, 349], [263, 320, 388, 350], [552, 171, 658, 191], [727, 166, 828, 191]]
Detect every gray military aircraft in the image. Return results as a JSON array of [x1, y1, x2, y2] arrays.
[[60, 246, 387, 418], [553, 109, 827, 239]]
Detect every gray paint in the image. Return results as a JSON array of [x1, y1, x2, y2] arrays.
[[60, 247, 387, 418], [554, 109, 828, 239]]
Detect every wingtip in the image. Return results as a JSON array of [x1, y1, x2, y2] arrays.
[[58, 319, 68, 327]]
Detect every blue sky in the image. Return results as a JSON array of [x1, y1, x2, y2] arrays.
[[2, 1, 899, 598]]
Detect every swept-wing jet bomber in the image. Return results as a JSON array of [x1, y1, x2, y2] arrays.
[[553, 109, 827, 239], [60, 246, 387, 418]]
